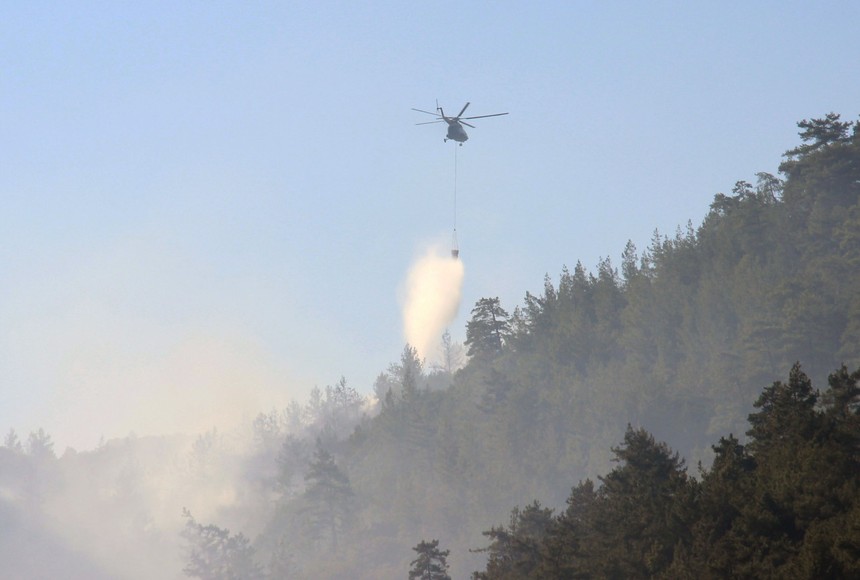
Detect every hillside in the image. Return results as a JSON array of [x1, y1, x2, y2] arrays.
[[246, 113, 860, 577], [473, 363, 860, 578], [3, 114, 859, 579]]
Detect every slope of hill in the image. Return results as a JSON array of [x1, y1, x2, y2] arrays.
[[245, 113, 860, 578], [3, 114, 858, 579]]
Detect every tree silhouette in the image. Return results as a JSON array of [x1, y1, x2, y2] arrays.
[[466, 297, 511, 358], [409, 539, 451, 580], [301, 440, 354, 552]]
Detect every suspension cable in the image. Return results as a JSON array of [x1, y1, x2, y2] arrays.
[[451, 145, 460, 259], [453, 145, 458, 232]]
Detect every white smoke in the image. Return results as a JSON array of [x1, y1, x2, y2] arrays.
[[401, 244, 465, 363]]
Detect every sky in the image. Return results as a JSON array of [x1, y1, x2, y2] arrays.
[[2, 2, 859, 450]]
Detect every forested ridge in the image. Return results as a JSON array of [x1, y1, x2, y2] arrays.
[[473, 363, 860, 578], [184, 112, 860, 577], [2, 114, 859, 578]]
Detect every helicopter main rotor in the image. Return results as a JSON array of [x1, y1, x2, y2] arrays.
[[411, 101, 508, 127]]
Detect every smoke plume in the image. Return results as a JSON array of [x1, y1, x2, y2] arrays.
[[401, 244, 465, 363]]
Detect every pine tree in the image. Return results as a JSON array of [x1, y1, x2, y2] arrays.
[[301, 439, 354, 552], [399, 344, 423, 401], [437, 329, 465, 374], [589, 427, 694, 579], [409, 539, 451, 580], [26, 428, 55, 461], [473, 501, 554, 579], [746, 362, 819, 455], [3, 428, 23, 454], [685, 435, 756, 577], [465, 297, 511, 358], [181, 509, 265, 580], [536, 479, 597, 578]]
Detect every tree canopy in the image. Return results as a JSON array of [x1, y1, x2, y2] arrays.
[[472, 364, 860, 578]]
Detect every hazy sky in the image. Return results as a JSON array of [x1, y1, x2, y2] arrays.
[[3, 2, 859, 449]]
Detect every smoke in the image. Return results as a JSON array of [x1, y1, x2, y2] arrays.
[[401, 244, 465, 363], [0, 426, 271, 580], [0, 230, 308, 451], [49, 329, 294, 448]]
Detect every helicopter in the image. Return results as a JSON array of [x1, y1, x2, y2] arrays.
[[412, 101, 508, 145]]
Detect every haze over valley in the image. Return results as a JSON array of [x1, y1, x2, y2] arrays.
[[3, 3, 860, 578]]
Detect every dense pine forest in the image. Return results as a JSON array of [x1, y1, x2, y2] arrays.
[[473, 363, 860, 578], [2, 114, 859, 578]]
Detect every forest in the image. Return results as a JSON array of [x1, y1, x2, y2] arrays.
[[1, 113, 859, 579], [472, 363, 860, 579]]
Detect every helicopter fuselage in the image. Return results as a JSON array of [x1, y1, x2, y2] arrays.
[[444, 119, 468, 143], [413, 102, 506, 144]]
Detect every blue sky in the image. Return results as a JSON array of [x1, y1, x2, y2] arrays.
[[2, 2, 859, 449]]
